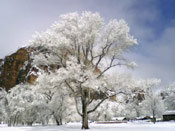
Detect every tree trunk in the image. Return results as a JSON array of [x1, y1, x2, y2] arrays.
[[152, 110, 156, 124], [59, 118, 63, 125], [55, 118, 60, 125], [81, 91, 89, 129], [82, 111, 89, 129], [8, 119, 12, 127], [53, 112, 61, 126], [13, 112, 19, 126]]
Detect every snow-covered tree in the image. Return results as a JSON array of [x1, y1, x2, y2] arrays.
[[112, 74, 163, 120], [161, 83, 175, 110], [112, 74, 145, 118], [141, 93, 164, 121], [89, 100, 117, 121], [5, 84, 48, 126], [29, 11, 138, 129], [0, 88, 8, 124], [136, 79, 163, 121], [33, 72, 79, 125]]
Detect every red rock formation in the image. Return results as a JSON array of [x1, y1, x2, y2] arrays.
[[0, 48, 29, 91], [0, 47, 60, 91]]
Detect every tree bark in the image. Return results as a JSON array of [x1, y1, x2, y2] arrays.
[[81, 103, 89, 129], [81, 90, 89, 129]]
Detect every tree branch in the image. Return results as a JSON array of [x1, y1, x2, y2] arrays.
[[65, 80, 75, 93], [87, 97, 108, 114], [74, 97, 83, 116], [87, 91, 128, 114], [94, 44, 109, 69], [88, 98, 94, 105]]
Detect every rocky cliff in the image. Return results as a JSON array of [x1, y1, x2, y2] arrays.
[[0, 46, 61, 91], [0, 48, 30, 91]]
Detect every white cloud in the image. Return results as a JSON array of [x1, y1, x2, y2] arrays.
[[126, 27, 175, 85]]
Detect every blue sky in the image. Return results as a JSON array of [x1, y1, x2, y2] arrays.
[[0, 0, 174, 85]]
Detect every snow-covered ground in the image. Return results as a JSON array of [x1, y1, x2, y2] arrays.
[[0, 122, 175, 131]]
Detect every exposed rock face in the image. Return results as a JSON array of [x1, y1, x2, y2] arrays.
[[0, 47, 60, 91], [0, 48, 30, 91], [0, 59, 3, 74]]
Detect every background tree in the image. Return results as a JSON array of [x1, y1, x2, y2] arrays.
[[160, 83, 175, 110], [34, 72, 79, 125], [138, 79, 164, 123], [0, 88, 8, 124], [4, 84, 48, 126], [112, 74, 163, 120]]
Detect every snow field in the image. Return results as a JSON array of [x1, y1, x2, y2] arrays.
[[0, 122, 175, 131]]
